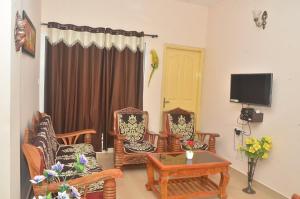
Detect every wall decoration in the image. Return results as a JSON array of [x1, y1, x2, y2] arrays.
[[22, 11, 36, 57], [14, 11, 26, 51], [252, 10, 268, 29], [148, 49, 159, 87]]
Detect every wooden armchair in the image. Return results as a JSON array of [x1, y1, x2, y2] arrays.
[[162, 107, 220, 153], [110, 107, 167, 169], [22, 112, 123, 199]]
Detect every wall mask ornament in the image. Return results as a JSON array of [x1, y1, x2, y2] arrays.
[[14, 11, 26, 51], [252, 10, 268, 30]]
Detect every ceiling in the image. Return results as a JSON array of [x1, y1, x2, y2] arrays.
[[176, 0, 221, 6]]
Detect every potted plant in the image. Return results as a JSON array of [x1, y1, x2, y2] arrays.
[[239, 136, 272, 194]]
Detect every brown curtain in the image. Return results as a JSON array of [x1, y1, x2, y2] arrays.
[[45, 23, 144, 151]]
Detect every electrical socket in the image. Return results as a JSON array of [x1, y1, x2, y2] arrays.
[[234, 128, 242, 136]]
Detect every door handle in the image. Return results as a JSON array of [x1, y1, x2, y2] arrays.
[[163, 98, 170, 108]]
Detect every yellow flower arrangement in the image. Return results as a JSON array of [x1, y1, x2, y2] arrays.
[[240, 136, 272, 160]]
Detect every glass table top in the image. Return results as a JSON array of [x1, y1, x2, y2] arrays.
[[151, 152, 227, 166]]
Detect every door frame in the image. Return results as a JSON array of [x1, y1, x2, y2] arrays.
[[160, 43, 205, 131]]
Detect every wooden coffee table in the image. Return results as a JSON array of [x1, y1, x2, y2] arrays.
[[145, 151, 231, 199]]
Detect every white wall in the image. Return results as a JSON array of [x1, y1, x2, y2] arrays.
[[41, 0, 208, 133], [201, 0, 300, 197], [0, 0, 12, 197], [4, 0, 41, 198]]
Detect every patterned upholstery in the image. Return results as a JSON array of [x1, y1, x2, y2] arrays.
[[167, 113, 208, 151], [167, 113, 194, 141], [56, 144, 103, 193], [32, 115, 60, 169], [124, 140, 155, 153], [117, 112, 156, 153], [33, 114, 103, 195], [118, 113, 145, 143]]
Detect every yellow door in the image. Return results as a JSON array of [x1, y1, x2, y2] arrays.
[[161, 44, 204, 130]]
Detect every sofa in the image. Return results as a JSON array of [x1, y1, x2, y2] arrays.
[[22, 112, 122, 199]]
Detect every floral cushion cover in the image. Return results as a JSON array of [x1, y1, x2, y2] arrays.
[[167, 113, 194, 141], [55, 143, 104, 194], [32, 115, 60, 169], [123, 140, 156, 153], [118, 113, 146, 143]]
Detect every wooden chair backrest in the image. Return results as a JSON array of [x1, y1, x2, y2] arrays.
[[113, 107, 149, 133], [22, 111, 45, 179], [162, 107, 196, 136]]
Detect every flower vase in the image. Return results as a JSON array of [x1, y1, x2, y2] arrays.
[[186, 150, 194, 159], [243, 158, 258, 194]]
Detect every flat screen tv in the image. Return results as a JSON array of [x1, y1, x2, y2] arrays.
[[230, 73, 273, 106]]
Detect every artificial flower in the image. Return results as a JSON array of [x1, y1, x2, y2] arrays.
[[51, 161, 64, 173], [262, 153, 269, 159], [263, 143, 271, 151], [57, 191, 70, 199], [70, 186, 81, 199], [79, 154, 88, 165], [43, 169, 58, 178], [248, 146, 256, 153], [263, 136, 272, 144], [253, 143, 261, 151], [245, 138, 253, 145], [30, 175, 46, 185]]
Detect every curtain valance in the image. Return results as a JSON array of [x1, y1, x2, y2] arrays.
[[46, 22, 145, 52]]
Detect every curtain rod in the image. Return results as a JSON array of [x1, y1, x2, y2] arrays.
[[41, 23, 158, 38]]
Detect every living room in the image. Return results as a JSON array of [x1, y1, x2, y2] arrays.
[[1, 0, 300, 198]]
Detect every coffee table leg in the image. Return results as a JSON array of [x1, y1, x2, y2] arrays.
[[219, 170, 230, 199], [146, 161, 154, 191], [160, 172, 168, 199]]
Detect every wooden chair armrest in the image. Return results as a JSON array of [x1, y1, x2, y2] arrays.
[[195, 131, 220, 137], [34, 169, 123, 195], [56, 129, 96, 145]]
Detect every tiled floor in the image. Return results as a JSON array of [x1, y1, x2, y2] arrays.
[[97, 152, 287, 199]]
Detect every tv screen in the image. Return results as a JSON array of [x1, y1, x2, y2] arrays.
[[230, 73, 273, 106]]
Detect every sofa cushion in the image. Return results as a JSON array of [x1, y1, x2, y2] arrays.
[[55, 143, 103, 193], [167, 113, 194, 141], [32, 131, 56, 169], [118, 113, 146, 143], [32, 115, 60, 169], [124, 140, 156, 153]]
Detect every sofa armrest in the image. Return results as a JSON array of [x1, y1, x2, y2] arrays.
[[56, 129, 96, 145], [34, 169, 123, 198]]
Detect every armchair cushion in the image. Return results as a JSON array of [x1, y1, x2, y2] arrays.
[[55, 143, 104, 193], [118, 113, 145, 143], [181, 140, 208, 151], [167, 113, 194, 141], [124, 140, 156, 153]]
